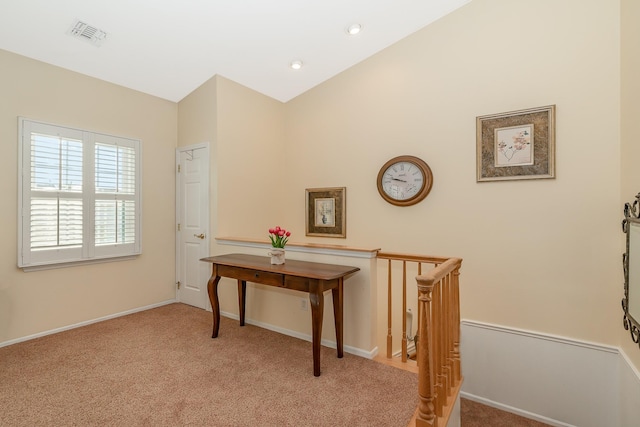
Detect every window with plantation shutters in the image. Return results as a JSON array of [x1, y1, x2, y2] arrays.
[[94, 139, 137, 251], [18, 118, 141, 270]]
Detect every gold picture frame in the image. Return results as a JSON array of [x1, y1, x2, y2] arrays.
[[476, 105, 556, 182], [305, 187, 346, 238]]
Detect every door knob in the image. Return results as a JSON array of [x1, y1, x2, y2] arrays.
[[194, 233, 206, 239]]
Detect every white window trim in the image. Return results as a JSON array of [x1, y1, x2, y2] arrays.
[[18, 117, 142, 271]]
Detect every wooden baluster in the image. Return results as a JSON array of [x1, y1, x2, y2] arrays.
[[416, 282, 437, 427], [402, 260, 408, 363], [433, 281, 444, 417], [442, 274, 452, 400], [440, 275, 446, 389], [440, 276, 451, 405], [440, 279, 449, 412], [448, 272, 456, 391], [452, 266, 462, 384], [442, 274, 453, 404], [449, 273, 455, 395], [431, 263, 446, 417], [387, 259, 393, 359], [417, 263, 422, 353]]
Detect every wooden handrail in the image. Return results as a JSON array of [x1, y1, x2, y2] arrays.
[[377, 251, 450, 264], [376, 251, 462, 427], [416, 257, 461, 285]]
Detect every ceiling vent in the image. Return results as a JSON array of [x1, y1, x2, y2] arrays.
[[67, 19, 107, 47]]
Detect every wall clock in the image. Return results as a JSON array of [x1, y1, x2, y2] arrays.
[[377, 155, 433, 206]]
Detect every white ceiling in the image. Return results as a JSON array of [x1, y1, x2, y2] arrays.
[[0, 0, 470, 103]]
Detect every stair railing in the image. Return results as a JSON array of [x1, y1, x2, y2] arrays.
[[376, 252, 462, 427]]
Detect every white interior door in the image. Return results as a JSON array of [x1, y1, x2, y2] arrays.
[[176, 143, 210, 309]]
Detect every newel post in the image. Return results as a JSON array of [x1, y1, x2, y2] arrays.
[[415, 279, 437, 427]]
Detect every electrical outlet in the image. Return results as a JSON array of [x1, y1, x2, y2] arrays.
[[300, 298, 308, 311]]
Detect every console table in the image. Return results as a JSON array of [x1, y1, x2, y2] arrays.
[[200, 253, 360, 376]]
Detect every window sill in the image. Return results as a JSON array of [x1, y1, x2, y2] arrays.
[[20, 254, 140, 272]]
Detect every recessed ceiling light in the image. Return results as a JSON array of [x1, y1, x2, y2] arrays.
[[346, 23, 362, 35], [290, 60, 303, 70]]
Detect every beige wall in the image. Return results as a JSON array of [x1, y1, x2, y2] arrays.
[[192, 0, 624, 358], [621, 0, 640, 369], [0, 50, 177, 342], [215, 76, 286, 237], [176, 0, 624, 354], [178, 75, 217, 149], [178, 75, 286, 251], [282, 0, 621, 345]]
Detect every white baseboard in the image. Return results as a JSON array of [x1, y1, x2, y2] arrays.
[[1, 301, 377, 359], [220, 310, 378, 359], [460, 392, 573, 427], [461, 320, 623, 427], [0, 299, 177, 349]]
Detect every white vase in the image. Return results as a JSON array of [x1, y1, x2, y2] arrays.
[[269, 248, 285, 265]]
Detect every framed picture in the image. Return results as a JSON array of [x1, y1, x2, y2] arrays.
[[305, 187, 346, 238], [476, 105, 555, 182]]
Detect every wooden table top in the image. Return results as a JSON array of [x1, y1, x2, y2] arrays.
[[200, 253, 360, 280]]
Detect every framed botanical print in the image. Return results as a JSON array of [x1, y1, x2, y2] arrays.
[[477, 105, 555, 182], [305, 187, 346, 238]]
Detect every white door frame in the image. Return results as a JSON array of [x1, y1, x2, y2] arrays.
[[175, 142, 210, 307]]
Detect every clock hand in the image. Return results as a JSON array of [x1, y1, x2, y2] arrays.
[[391, 178, 407, 183]]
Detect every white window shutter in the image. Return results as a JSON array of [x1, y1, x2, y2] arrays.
[[18, 118, 141, 269]]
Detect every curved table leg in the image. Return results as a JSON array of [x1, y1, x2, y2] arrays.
[[332, 279, 344, 358], [309, 283, 324, 377], [238, 279, 246, 327], [207, 274, 222, 338]]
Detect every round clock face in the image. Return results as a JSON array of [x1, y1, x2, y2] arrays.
[[377, 155, 433, 206]]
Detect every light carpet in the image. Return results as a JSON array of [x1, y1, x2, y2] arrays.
[[0, 303, 419, 426]]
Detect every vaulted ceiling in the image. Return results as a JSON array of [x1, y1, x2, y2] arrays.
[[0, 0, 470, 102]]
